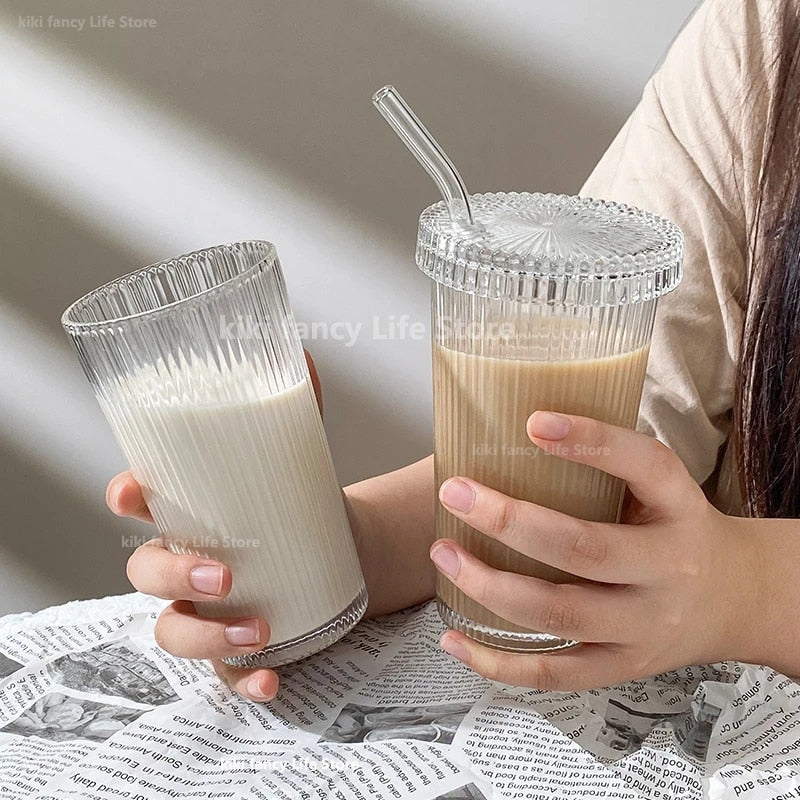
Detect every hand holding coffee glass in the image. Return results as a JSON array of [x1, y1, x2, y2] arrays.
[[374, 86, 684, 652], [421, 194, 683, 650]]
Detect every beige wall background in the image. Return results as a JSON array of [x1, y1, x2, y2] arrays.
[[0, 0, 699, 615]]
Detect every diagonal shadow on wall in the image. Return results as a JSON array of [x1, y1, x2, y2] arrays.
[[0, 0, 630, 258]]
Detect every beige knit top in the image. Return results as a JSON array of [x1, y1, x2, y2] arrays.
[[581, 0, 781, 515]]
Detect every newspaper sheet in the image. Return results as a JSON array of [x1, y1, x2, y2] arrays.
[[1, 593, 799, 799]]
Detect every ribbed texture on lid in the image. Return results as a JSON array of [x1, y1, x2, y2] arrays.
[[416, 192, 683, 306]]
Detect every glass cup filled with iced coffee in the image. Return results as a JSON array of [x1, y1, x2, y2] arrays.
[[417, 192, 683, 651]]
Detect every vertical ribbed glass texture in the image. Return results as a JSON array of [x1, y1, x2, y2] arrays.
[[433, 290, 655, 650], [420, 194, 683, 652], [62, 242, 367, 667]]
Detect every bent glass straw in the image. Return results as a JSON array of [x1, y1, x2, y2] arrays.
[[372, 85, 476, 228]]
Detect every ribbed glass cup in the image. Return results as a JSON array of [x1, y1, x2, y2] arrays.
[[418, 193, 683, 651], [62, 241, 367, 668]]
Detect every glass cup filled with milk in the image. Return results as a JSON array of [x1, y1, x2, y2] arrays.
[[417, 192, 684, 651], [62, 241, 367, 668]]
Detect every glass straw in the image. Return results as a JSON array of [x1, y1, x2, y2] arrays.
[[372, 85, 477, 227]]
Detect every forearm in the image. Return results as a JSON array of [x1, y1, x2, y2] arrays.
[[344, 454, 436, 618]]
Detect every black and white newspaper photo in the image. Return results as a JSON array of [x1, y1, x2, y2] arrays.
[[2, 593, 800, 799]]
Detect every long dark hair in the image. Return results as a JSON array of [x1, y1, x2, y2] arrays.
[[736, 0, 800, 517]]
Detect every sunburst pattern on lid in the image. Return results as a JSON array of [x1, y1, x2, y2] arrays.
[[415, 192, 683, 306]]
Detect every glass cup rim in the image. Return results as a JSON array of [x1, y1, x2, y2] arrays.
[[61, 240, 277, 331]]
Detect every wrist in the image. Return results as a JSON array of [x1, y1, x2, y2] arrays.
[[719, 516, 799, 675], [342, 484, 393, 618], [708, 514, 766, 666], [341, 458, 437, 618]]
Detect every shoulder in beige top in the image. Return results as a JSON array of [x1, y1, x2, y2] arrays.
[[580, 0, 780, 515]]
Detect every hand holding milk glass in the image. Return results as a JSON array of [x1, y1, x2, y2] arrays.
[[62, 242, 367, 668], [373, 85, 683, 652]]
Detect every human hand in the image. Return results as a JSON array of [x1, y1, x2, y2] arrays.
[[109, 473, 277, 701], [430, 410, 757, 690], [106, 350, 324, 702]]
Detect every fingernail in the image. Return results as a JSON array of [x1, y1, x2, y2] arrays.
[[225, 619, 262, 647], [189, 565, 224, 596], [529, 411, 572, 440], [440, 478, 476, 513], [441, 633, 469, 663], [430, 543, 460, 579], [246, 675, 271, 701]]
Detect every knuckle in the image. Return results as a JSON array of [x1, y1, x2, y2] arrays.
[[488, 498, 518, 540], [163, 555, 195, 595], [473, 651, 508, 684], [589, 420, 610, 453], [672, 547, 702, 582], [542, 595, 581, 636], [646, 439, 677, 478], [572, 417, 610, 456], [470, 568, 499, 609], [473, 652, 559, 692], [153, 614, 171, 652], [656, 532, 703, 583], [566, 523, 607, 571], [529, 657, 559, 692]]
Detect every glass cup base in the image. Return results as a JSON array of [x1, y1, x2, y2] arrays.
[[437, 598, 579, 653], [223, 587, 368, 669]]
